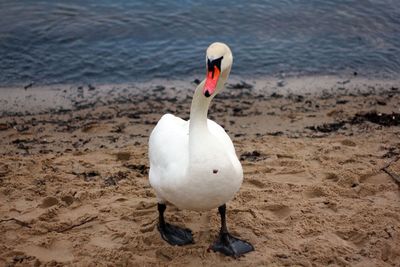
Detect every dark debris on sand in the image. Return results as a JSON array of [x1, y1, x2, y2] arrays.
[[227, 81, 253, 90], [240, 150, 267, 162], [307, 112, 400, 133], [307, 122, 346, 133], [104, 171, 129, 186], [350, 111, 400, 127]]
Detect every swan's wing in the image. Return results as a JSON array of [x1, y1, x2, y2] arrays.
[[207, 119, 237, 156], [148, 114, 189, 197], [207, 119, 243, 180]]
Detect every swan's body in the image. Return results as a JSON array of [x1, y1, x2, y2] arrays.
[[147, 43, 253, 257], [149, 82, 243, 211]]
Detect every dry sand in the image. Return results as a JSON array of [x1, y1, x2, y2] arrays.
[[0, 76, 400, 266]]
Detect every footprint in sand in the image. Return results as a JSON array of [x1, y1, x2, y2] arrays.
[[0, 162, 9, 177], [324, 172, 339, 182], [61, 195, 74, 206], [341, 139, 357, 147], [359, 172, 392, 185], [39, 196, 59, 208], [335, 229, 368, 248], [115, 152, 131, 161], [81, 123, 110, 133], [303, 186, 326, 199], [380, 242, 398, 264], [263, 204, 292, 219], [89, 235, 122, 249], [247, 178, 266, 188], [21, 240, 74, 263]]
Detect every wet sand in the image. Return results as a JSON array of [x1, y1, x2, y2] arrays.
[[0, 76, 400, 266]]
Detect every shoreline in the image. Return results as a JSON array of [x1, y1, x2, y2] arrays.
[[0, 75, 399, 116]]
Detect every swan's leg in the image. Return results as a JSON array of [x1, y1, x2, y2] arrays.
[[211, 204, 254, 257], [157, 203, 194, 246]]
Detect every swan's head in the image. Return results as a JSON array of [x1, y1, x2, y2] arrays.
[[203, 42, 233, 98]]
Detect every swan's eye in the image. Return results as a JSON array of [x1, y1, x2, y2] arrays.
[[207, 56, 223, 73]]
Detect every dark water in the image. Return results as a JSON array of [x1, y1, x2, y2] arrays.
[[1, 0, 400, 85]]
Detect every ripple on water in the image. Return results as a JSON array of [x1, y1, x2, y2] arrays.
[[0, 0, 399, 85]]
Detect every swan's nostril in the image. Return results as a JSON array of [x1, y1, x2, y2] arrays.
[[204, 90, 211, 97]]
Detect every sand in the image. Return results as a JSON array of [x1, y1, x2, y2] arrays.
[[0, 76, 399, 266]]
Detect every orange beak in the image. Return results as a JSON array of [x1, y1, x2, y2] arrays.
[[203, 65, 220, 97]]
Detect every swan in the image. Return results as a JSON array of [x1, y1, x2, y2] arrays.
[[148, 42, 253, 257]]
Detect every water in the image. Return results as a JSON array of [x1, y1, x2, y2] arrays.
[[0, 0, 399, 85]]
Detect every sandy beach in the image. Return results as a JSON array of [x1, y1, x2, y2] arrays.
[[0, 76, 399, 266]]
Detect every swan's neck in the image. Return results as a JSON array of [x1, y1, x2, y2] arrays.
[[189, 81, 212, 137], [188, 69, 230, 154]]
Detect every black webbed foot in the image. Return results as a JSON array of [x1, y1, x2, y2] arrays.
[[210, 204, 254, 257], [158, 222, 194, 246], [211, 232, 254, 257], [157, 203, 194, 246]]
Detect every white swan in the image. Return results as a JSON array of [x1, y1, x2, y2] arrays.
[[149, 42, 253, 257]]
